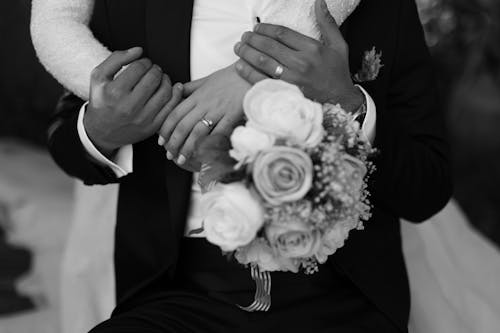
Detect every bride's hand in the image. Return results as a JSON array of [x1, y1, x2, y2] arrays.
[[233, 0, 363, 113], [157, 65, 250, 167]]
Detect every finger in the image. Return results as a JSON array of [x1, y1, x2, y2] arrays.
[[164, 106, 209, 163], [238, 32, 303, 70], [211, 114, 241, 138], [141, 74, 173, 128], [234, 42, 299, 82], [155, 83, 184, 140], [158, 97, 196, 155], [234, 60, 268, 85], [177, 115, 221, 163], [111, 58, 153, 92], [253, 23, 317, 51], [314, 0, 344, 47], [91, 47, 143, 84], [129, 64, 163, 107], [183, 76, 209, 96]]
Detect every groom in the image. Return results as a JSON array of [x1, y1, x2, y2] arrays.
[[48, 0, 451, 331]]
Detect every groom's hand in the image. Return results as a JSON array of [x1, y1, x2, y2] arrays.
[[84, 47, 177, 157], [234, 0, 363, 113]]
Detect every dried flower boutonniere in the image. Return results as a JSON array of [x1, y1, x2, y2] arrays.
[[353, 47, 383, 83]]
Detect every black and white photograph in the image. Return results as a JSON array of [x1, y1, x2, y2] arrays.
[[1, 0, 499, 332]]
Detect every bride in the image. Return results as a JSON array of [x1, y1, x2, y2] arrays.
[[31, 0, 500, 332]]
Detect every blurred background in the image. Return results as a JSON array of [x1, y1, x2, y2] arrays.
[[0, 0, 499, 332]]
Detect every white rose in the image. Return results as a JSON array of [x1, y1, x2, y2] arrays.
[[315, 223, 350, 264], [244, 79, 324, 147], [201, 183, 264, 252], [235, 239, 299, 273], [265, 219, 321, 259], [229, 126, 275, 162]]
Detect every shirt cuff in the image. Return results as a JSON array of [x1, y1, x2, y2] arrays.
[[355, 85, 377, 144], [77, 102, 133, 178]]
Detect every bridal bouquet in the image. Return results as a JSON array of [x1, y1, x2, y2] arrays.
[[196, 79, 373, 274]]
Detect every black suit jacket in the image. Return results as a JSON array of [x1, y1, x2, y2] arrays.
[[48, 0, 452, 331]]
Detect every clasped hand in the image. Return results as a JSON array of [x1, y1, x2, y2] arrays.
[[84, 47, 248, 172], [85, 0, 362, 172]]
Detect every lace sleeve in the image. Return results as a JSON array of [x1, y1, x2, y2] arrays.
[[256, 0, 360, 40], [30, 0, 112, 100]]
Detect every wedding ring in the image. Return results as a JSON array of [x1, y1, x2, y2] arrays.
[[201, 117, 214, 129], [273, 65, 284, 79]]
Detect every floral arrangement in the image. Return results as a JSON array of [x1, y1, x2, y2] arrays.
[[195, 79, 374, 274]]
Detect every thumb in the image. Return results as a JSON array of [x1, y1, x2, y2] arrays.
[[314, 0, 343, 46], [93, 47, 143, 83]]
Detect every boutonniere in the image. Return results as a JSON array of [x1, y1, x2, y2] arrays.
[[353, 47, 383, 83]]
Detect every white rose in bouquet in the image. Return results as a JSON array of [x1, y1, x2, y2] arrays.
[[229, 125, 275, 162], [243, 79, 324, 147], [235, 239, 297, 273], [315, 223, 350, 264], [201, 183, 264, 252]]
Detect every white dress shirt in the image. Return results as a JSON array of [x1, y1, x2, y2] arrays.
[[77, 0, 376, 236]]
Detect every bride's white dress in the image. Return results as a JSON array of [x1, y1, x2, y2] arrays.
[[30, 0, 500, 332], [403, 201, 500, 332]]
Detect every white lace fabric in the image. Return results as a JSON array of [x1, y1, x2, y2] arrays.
[[252, 0, 360, 39]]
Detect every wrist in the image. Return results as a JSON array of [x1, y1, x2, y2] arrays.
[[336, 85, 365, 114], [83, 112, 119, 158]]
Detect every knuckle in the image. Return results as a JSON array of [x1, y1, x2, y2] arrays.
[[309, 43, 321, 54], [90, 67, 103, 82], [239, 63, 251, 79], [257, 54, 268, 66], [175, 122, 188, 136], [295, 58, 311, 74], [131, 114, 145, 126], [274, 26, 287, 42], [106, 86, 124, 100], [239, 43, 249, 57]]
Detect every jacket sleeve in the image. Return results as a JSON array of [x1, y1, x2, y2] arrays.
[[371, 0, 453, 223], [47, 91, 120, 185]]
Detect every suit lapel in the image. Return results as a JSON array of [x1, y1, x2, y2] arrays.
[[145, 0, 195, 243], [145, 0, 194, 83]]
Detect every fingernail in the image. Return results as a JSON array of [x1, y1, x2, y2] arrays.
[[158, 135, 165, 146], [174, 83, 183, 91], [234, 42, 242, 54], [254, 23, 261, 32], [177, 155, 186, 165], [235, 62, 243, 71], [166, 151, 174, 160]]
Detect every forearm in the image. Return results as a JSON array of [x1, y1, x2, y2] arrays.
[[371, 117, 452, 222], [30, 0, 111, 100], [369, 0, 452, 223]]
